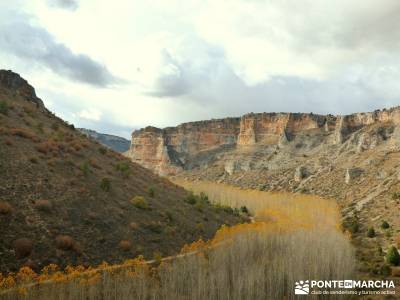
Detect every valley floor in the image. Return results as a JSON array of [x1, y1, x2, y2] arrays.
[[1, 181, 363, 300]]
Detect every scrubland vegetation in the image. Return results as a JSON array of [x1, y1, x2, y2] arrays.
[[1, 181, 356, 300]]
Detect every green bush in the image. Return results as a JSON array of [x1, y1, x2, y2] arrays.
[[348, 222, 359, 234], [240, 206, 249, 214], [196, 222, 205, 232], [381, 221, 390, 229], [184, 192, 197, 205], [98, 147, 107, 155], [115, 162, 130, 177], [148, 187, 155, 198], [199, 192, 210, 204], [380, 264, 391, 277], [145, 222, 162, 233], [131, 196, 149, 209], [100, 178, 111, 192], [80, 162, 90, 176], [367, 227, 376, 238], [392, 192, 400, 200], [386, 246, 400, 266], [0, 101, 9, 115]]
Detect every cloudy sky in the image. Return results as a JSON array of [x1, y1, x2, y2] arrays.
[[1, 0, 400, 138]]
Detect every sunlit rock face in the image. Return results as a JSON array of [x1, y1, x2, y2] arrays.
[[125, 107, 400, 176]]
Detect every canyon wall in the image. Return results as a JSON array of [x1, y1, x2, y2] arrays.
[[125, 107, 400, 175]]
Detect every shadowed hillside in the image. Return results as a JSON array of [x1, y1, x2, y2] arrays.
[[0, 70, 246, 273]]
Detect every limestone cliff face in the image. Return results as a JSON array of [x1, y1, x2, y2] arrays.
[[126, 119, 240, 175], [125, 107, 400, 175]]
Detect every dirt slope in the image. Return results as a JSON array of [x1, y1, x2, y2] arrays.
[[0, 70, 245, 273]]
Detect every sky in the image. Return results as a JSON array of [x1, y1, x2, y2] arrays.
[[1, 0, 400, 138]]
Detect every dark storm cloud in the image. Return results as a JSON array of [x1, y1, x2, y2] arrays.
[[47, 0, 79, 11], [0, 20, 121, 87]]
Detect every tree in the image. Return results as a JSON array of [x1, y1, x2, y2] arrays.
[[381, 221, 390, 229], [386, 246, 400, 266], [367, 227, 375, 238]]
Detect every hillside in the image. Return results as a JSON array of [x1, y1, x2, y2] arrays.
[[78, 128, 130, 152], [127, 110, 400, 280], [0, 70, 245, 274]]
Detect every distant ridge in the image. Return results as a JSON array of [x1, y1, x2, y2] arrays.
[[78, 128, 130, 152]]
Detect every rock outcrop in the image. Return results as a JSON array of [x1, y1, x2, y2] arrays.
[[0, 70, 45, 109], [125, 107, 400, 176]]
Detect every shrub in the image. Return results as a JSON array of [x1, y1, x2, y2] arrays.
[[380, 264, 391, 277], [381, 221, 390, 229], [240, 206, 249, 214], [145, 222, 163, 233], [36, 141, 59, 154], [184, 192, 197, 205], [100, 178, 111, 192], [195, 201, 205, 212], [386, 246, 400, 266], [367, 227, 376, 238], [392, 192, 400, 200], [36, 123, 44, 133], [153, 251, 162, 264], [196, 222, 205, 232], [0, 201, 13, 215], [119, 240, 131, 251], [165, 211, 173, 222], [98, 147, 107, 155], [89, 158, 101, 169], [34, 200, 52, 212], [0, 101, 9, 115], [10, 128, 35, 140], [80, 162, 90, 176], [51, 123, 59, 131], [348, 222, 359, 234], [29, 157, 38, 164], [131, 196, 149, 209], [129, 222, 139, 230], [199, 192, 209, 204], [13, 238, 33, 258], [55, 235, 75, 251], [115, 162, 130, 176], [148, 187, 155, 198]]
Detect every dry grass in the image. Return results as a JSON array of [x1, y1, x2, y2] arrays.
[[0, 181, 356, 300]]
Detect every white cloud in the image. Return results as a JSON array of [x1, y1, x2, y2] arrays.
[[77, 108, 102, 121], [2, 0, 400, 137]]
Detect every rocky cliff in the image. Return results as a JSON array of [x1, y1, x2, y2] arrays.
[[126, 106, 400, 287], [125, 108, 400, 176], [0, 70, 45, 110]]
